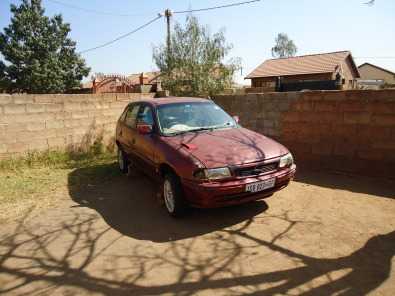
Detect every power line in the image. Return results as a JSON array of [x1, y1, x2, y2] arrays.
[[355, 56, 395, 59], [173, 0, 261, 14], [78, 1, 260, 54], [45, 0, 149, 17], [79, 15, 162, 54]]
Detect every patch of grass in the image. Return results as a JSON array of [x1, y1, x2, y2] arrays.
[[0, 149, 119, 222], [0, 148, 115, 171]]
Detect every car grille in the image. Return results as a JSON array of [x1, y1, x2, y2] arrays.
[[234, 162, 278, 177]]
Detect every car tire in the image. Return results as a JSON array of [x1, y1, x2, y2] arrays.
[[163, 173, 187, 217], [117, 147, 129, 174]]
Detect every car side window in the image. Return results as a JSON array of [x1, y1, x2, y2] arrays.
[[124, 104, 140, 128], [119, 107, 128, 122], [137, 105, 154, 126]]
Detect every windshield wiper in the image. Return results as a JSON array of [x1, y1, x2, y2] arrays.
[[188, 127, 215, 133], [165, 127, 213, 136], [166, 124, 232, 136]]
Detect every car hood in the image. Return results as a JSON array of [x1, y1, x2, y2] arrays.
[[164, 127, 288, 168]]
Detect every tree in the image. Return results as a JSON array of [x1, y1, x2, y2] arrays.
[[271, 33, 297, 59], [153, 16, 240, 97], [0, 0, 90, 93]]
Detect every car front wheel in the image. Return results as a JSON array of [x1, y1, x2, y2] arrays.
[[163, 173, 187, 217]]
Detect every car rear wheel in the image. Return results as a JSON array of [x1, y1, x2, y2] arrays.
[[163, 173, 187, 217], [117, 147, 129, 174]]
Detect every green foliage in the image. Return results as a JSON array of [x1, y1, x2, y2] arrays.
[[271, 33, 297, 59], [153, 16, 240, 97], [0, 149, 115, 172], [0, 0, 90, 93]]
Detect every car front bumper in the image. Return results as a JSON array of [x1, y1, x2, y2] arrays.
[[182, 165, 296, 208]]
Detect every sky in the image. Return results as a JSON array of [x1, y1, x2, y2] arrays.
[[1, 0, 395, 84]]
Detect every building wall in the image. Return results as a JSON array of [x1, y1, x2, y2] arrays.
[[0, 93, 155, 158], [2, 90, 395, 177], [358, 64, 395, 85], [250, 73, 345, 91], [213, 90, 395, 177], [340, 56, 360, 90], [250, 73, 333, 88], [250, 77, 277, 91]]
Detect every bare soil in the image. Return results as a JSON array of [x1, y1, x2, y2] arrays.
[[0, 166, 394, 295]]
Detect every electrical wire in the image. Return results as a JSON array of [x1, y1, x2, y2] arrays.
[[77, 0, 261, 54], [45, 0, 149, 17], [173, 0, 261, 14], [78, 15, 162, 54], [355, 57, 395, 59]]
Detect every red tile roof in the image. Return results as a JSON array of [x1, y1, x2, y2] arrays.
[[246, 51, 358, 79]]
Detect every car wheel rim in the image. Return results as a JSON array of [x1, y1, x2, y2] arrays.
[[164, 180, 175, 213], [118, 149, 124, 170]]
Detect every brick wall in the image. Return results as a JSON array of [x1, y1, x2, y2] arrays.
[[213, 90, 395, 177], [0, 93, 155, 158], [2, 90, 394, 177]]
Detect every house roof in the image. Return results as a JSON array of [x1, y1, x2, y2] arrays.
[[358, 62, 395, 76], [127, 71, 161, 85], [245, 51, 360, 79]]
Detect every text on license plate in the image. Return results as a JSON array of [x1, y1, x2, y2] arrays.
[[245, 178, 275, 193]]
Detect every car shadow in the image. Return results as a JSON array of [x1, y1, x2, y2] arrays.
[[67, 163, 268, 242]]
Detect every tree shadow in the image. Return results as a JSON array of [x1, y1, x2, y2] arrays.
[[1, 161, 394, 295], [0, 207, 393, 295], [67, 163, 269, 242]]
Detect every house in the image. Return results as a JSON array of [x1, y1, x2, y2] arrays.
[[245, 51, 360, 92], [126, 71, 162, 93], [89, 71, 161, 94], [357, 63, 395, 89]]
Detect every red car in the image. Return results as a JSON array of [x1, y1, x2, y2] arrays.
[[116, 97, 296, 216]]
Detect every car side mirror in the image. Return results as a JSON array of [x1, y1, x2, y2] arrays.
[[233, 115, 240, 123], [137, 123, 153, 135]]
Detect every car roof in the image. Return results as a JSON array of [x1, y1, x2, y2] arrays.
[[129, 96, 212, 107]]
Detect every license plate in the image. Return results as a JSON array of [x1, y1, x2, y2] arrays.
[[245, 178, 275, 193]]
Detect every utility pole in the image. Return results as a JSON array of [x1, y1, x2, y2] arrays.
[[164, 9, 172, 66]]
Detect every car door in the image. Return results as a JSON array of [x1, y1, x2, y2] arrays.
[[120, 103, 141, 157], [134, 104, 158, 177]]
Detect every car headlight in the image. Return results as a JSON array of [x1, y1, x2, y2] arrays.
[[194, 167, 231, 180], [279, 153, 294, 168]]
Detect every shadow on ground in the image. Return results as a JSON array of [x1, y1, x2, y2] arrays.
[[1, 209, 393, 295], [0, 162, 394, 295], [295, 168, 395, 199], [67, 162, 268, 242]]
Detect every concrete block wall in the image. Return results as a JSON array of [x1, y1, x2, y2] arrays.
[[0, 93, 155, 158], [214, 90, 395, 177]]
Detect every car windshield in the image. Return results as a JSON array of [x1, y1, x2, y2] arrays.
[[157, 101, 237, 136]]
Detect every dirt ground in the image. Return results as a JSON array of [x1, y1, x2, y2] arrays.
[[0, 167, 394, 296]]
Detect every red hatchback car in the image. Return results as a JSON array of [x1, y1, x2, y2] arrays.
[[116, 97, 296, 216]]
